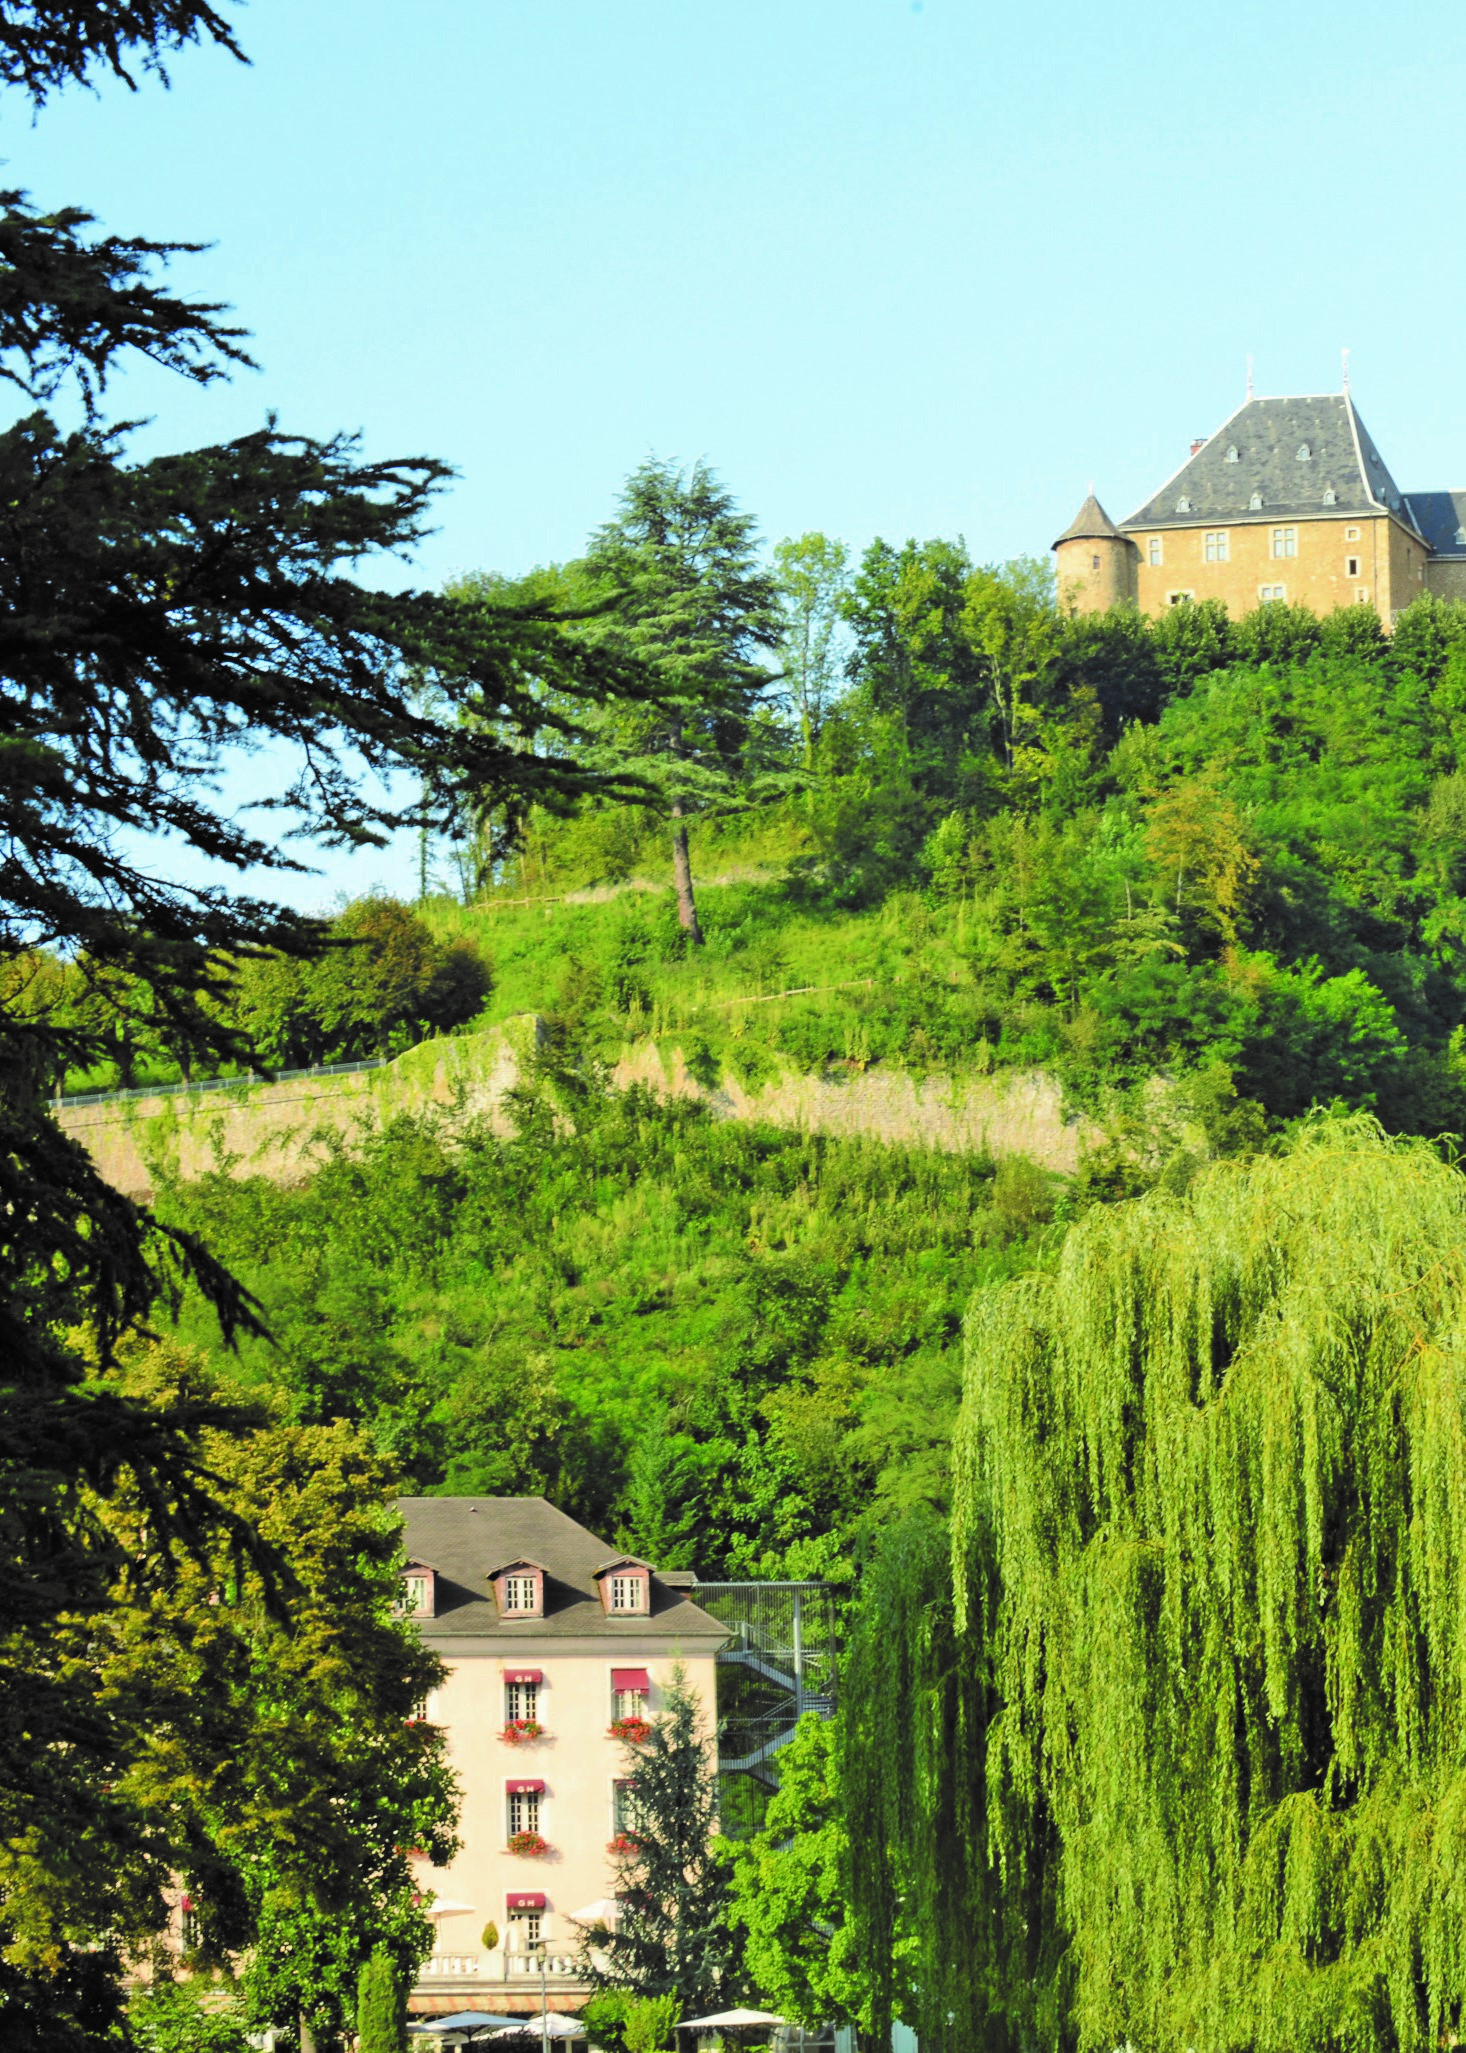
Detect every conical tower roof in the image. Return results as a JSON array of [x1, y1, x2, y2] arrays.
[[1053, 492, 1121, 547]]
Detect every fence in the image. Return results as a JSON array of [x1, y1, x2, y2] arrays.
[[56, 1054, 391, 1111]]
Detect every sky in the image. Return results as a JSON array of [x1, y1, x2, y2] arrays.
[[13, 0, 1466, 906]]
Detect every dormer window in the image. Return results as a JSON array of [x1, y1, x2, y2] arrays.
[[1323, 488, 1337, 505], [1225, 445, 1239, 463], [490, 1558, 546, 1620], [1175, 495, 1191, 514], [1249, 492, 1264, 510], [594, 1557, 652, 1616], [1297, 444, 1312, 461], [399, 1562, 436, 1619], [1455, 527, 1466, 548]]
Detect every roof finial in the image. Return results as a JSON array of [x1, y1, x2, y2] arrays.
[[1246, 353, 1255, 399], [1342, 345, 1351, 395]]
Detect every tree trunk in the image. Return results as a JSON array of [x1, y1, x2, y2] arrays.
[[669, 804, 703, 945], [299, 2011, 317, 2053]]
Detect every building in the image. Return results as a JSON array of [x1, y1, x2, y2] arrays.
[[1055, 390, 1466, 625], [400, 1496, 727, 2018]]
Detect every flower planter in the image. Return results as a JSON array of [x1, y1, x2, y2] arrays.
[[608, 1716, 652, 1744], [507, 1831, 549, 1858], [606, 1834, 642, 1856], [500, 1719, 544, 1746]]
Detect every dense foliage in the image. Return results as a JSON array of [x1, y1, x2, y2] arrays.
[[945, 1120, 1466, 2053], [164, 1048, 1048, 1576]]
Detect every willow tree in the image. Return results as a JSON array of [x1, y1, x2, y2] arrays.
[[953, 1118, 1466, 2053]]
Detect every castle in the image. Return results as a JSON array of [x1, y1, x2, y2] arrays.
[[1055, 390, 1466, 624]]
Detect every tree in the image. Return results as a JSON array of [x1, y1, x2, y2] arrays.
[[578, 459, 782, 943], [357, 1947, 406, 2053], [584, 1666, 740, 2011], [1, 1338, 456, 2050], [722, 1716, 869, 2034], [0, 15, 644, 2037], [952, 1118, 1466, 2053], [773, 532, 850, 768]]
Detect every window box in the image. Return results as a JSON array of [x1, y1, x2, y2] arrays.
[[507, 1831, 549, 1858], [609, 1715, 653, 1744], [501, 1719, 544, 1746]]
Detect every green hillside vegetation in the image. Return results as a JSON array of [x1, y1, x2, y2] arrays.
[[164, 1044, 1057, 1579]]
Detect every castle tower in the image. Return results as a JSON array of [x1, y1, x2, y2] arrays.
[[1053, 492, 1135, 614]]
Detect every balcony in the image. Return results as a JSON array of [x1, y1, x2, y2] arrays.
[[416, 1951, 586, 1990]]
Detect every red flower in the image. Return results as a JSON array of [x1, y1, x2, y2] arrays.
[[607, 1834, 642, 1856], [608, 1716, 652, 1744], [500, 1719, 544, 1746], [507, 1830, 550, 1857]]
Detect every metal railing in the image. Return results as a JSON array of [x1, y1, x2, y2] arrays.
[[55, 1054, 391, 1110], [692, 1581, 838, 1829]]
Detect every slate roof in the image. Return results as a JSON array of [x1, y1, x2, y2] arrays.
[[398, 1496, 729, 1644], [1054, 492, 1122, 546], [1122, 394, 1420, 534], [1403, 490, 1466, 558]]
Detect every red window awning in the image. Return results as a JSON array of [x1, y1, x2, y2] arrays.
[[504, 1668, 543, 1685], [611, 1668, 650, 1691], [506, 1778, 546, 1795], [506, 1891, 546, 1911]]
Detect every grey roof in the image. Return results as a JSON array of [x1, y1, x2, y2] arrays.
[[1404, 490, 1466, 558], [1122, 394, 1420, 534], [1054, 491, 1122, 545], [398, 1496, 728, 1643]]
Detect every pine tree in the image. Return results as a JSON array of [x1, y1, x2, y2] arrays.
[[577, 458, 782, 943], [585, 1666, 741, 2011]]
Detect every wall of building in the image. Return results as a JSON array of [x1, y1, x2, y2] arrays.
[[1426, 558, 1466, 601], [413, 1643, 719, 2014], [1129, 513, 1404, 621], [1054, 536, 1136, 614]]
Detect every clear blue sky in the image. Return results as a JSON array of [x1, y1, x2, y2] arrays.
[[13, 0, 1466, 904]]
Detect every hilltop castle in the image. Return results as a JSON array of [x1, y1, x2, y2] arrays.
[[1055, 391, 1466, 625]]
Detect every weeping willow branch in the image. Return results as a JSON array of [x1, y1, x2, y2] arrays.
[[953, 1115, 1466, 2053]]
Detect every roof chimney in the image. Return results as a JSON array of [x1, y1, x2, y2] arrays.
[[1190, 438, 1206, 455]]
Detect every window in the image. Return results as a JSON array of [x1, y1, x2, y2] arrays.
[[1297, 444, 1312, 462], [1323, 488, 1338, 505], [508, 1786, 542, 1836], [1147, 537, 1163, 566], [1259, 584, 1287, 603], [611, 1574, 647, 1613], [1346, 555, 1360, 578], [180, 1897, 200, 1951], [613, 1779, 643, 1836], [1271, 527, 1297, 559], [1345, 525, 1361, 540], [503, 1575, 537, 1614], [1225, 445, 1239, 463], [1165, 591, 1195, 606], [400, 1574, 431, 1617], [1175, 495, 1192, 514], [1203, 530, 1230, 562], [1249, 492, 1264, 510], [506, 1679, 539, 1724], [1090, 553, 1101, 571], [1355, 587, 1371, 604], [612, 1667, 650, 1721], [508, 1910, 542, 1952]]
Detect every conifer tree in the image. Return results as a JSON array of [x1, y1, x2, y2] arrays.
[[357, 1947, 406, 2053], [585, 1667, 741, 2011]]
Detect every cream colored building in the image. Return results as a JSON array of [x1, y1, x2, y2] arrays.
[[399, 1497, 726, 2019], [1055, 390, 1466, 624]]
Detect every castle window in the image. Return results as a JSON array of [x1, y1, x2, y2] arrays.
[[1297, 444, 1312, 462], [1203, 531, 1230, 563], [1271, 527, 1297, 559], [1323, 488, 1337, 505], [1175, 496, 1191, 514], [1091, 554, 1100, 571], [1345, 525, 1361, 540], [1249, 492, 1264, 510], [1165, 591, 1195, 606], [1147, 537, 1163, 566], [1355, 587, 1371, 604], [1259, 584, 1287, 603], [1225, 445, 1239, 463], [1346, 556, 1360, 578]]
